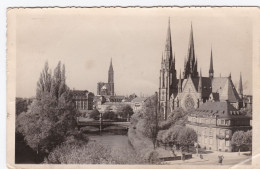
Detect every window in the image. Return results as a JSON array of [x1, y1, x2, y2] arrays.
[[209, 128, 213, 136], [225, 140, 230, 147], [225, 130, 230, 139], [209, 138, 213, 145], [221, 120, 225, 125], [225, 120, 229, 126]]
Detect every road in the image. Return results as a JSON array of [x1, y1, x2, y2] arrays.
[[165, 151, 251, 166]]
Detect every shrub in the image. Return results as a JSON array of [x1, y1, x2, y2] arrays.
[[46, 142, 114, 164], [102, 111, 117, 120], [89, 109, 100, 119]]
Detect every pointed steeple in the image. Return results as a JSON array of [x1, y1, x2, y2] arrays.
[[164, 17, 173, 65], [161, 53, 164, 64], [184, 22, 197, 79], [193, 59, 198, 77], [238, 72, 243, 97], [109, 58, 113, 72], [178, 69, 182, 93], [198, 68, 202, 94], [209, 47, 214, 78], [108, 58, 114, 83], [172, 52, 176, 69], [188, 23, 195, 66]]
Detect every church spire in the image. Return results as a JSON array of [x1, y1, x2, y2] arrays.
[[238, 72, 243, 98], [184, 22, 197, 79], [209, 47, 214, 78], [164, 17, 173, 65], [108, 58, 114, 83], [198, 68, 202, 94], [161, 53, 164, 64], [178, 69, 182, 93], [109, 58, 113, 72], [188, 23, 195, 66]]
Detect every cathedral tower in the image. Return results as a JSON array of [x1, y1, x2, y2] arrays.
[[183, 24, 199, 79], [238, 72, 243, 99], [108, 58, 114, 96], [159, 18, 177, 120], [209, 48, 214, 79]]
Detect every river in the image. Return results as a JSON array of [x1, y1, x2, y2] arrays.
[[86, 126, 134, 151], [85, 126, 139, 164], [16, 126, 136, 164]]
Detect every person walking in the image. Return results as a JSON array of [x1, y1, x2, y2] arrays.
[[218, 154, 224, 165]]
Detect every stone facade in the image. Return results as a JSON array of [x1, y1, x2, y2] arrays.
[[72, 90, 94, 111], [97, 59, 114, 96], [131, 97, 148, 113], [158, 19, 246, 119], [186, 101, 251, 152]]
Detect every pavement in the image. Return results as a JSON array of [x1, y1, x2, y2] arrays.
[[164, 151, 252, 166]]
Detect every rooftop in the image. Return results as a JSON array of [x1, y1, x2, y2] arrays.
[[190, 101, 249, 119]]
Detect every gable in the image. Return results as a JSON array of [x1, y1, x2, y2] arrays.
[[219, 78, 240, 102], [182, 77, 197, 93]]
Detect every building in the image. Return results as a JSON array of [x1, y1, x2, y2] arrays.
[[97, 58, 114, 96], [131, 97, 148, 113], [96, 102, 131, 113], [186, 101, 251, 152], [72, 90, 94, 112], [158, 19, 245, 119]]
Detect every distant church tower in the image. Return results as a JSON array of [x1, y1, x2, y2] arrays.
[[183, 24, 199, 78], [238, 72, 243, 99], [108, 58, 115, 96], [209, 48, 214, 79], [159, 19, 177, 120]]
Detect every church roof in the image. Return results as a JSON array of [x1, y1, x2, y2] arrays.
[[191, 77, 212, 97], [191, 101, 248, 119], [72, 90, 93, 98], [131, 97, 148, 103], [212, 77, 241, 102], [181, 76, 241, 102]]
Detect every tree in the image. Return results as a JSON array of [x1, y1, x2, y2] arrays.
[[131, 93, 159, 149], [118, 105, 134, 120], [159, 108, 187, 130], [177, 127, 197, 153], [16, 61, 78, 156], [89, 109, 100, 119], [245, 130, 252, 154], [102, 111, 117, 120], [16, 97, 33, 116], [231, 130, 246, 155]]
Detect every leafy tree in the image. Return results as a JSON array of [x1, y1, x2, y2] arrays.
[[16, 97, 33, 116], [102, 111, 117, 120], [131, 93, 160, 149], [245, 130, 252, 154], [177, 127, 197, 153], [159, 108, 187, 130], [46, 142, 114, 164], [16, 61, 78, 156], [118, 105, 134, 119], [231, 130, 246, 155], [89, 109, 100, 119]]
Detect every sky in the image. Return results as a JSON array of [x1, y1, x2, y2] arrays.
[[15, 8, 253, 98]]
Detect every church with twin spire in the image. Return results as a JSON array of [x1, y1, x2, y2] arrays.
[[158, 19, 244, 120]]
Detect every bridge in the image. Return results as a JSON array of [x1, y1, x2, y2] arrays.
[[77, 117, 131, 131]]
